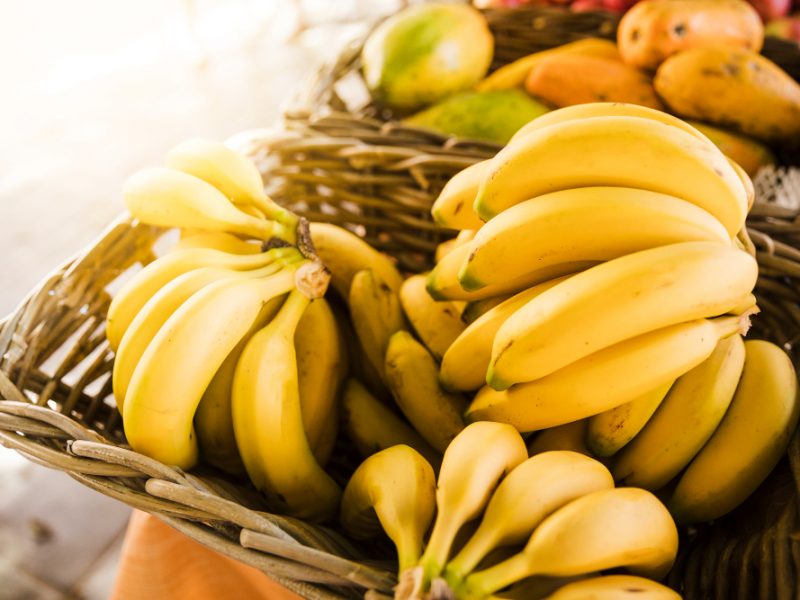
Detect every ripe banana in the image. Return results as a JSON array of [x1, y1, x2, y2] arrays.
[[417, 422, 528, 587], [543, 575, 681, 600], [468, 315, 749, 432], [460, 295, 509, 325], [435, 230, 476, 263], [459, 187, 730, 291], [309, 222, 403, 298], [173, 231, 261, 254], [431, 161, 487, 230], [400, 275, 465, 361], [728, 157, 755, 212], [232, 286, 341, 522], [312, 412, 339, 468], [427, 243, 593, 302], [613, 335, 746, 490], [668, 340, 800, 524], [440, 275, 570, 392], [475, 116, 747, 236], [458, 488, 678, 598], [341, 378, 441, 468], [384, 331, 466, 453], [123, 265, 298, 469], [123, 167, 289, 241], [349, 269, 406, 380], [443, 451, 614, 588], [489, 241, 757, 389], [340, 445, 436, 574], [106, 246, 295, 350], [527, 421, 592, 457], [164, 138, 295, 226], [586, 381, 674, 457]]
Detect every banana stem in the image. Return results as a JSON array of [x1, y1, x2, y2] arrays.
[[252, 195, 299, 231], [459, 553, 532, 599], [420, 515, 463, 588], [443, 528, 498, 589], [272, 287, 311, 332]]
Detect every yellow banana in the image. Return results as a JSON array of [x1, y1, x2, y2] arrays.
[[475, 115, 747, 235], [232, 286, 341, 521], [427, 243, 593, 302], [340, 445, 436, 574], [173, 231, 261, 254], [728, 157, 755, 212], [312, 412, 339, 468], [123, 265, 299, 469], [458, 488, 678, 599], [384, 331, 466, 454], [668, 340, 800, 524], [527, 421, 592, 458], [417, 422, 528, 587], [489, 242, 757, 389], [460, 296, 510, 325], [341, 378, 441, 468], [123, 167, 291, 241], [543, 575, 681, 600], [400, 275, 465, 361], [468, 315, 749, 432], [439, 275, 572, 392], [106, 246, 295, 350], [443, 451, 614, 588], [431, 161, 488, 230], [586, 381, 674, 458], [309, 222, 403, 298], [349, 269, 406, 381], [613, 335, 746, 490], [435, 229, 477, 263], [459, 187, 730, 291]]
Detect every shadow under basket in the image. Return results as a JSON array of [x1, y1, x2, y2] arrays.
[[2, 6, 800, 600]]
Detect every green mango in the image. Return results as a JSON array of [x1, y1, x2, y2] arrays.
[[405, 90, 551, 145]]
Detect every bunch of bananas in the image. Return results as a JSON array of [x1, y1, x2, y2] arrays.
[[340, 423, 680, 599]]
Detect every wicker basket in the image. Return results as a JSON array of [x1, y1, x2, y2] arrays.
[[2, 6, 800, 600]]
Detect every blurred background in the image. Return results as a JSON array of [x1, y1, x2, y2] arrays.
[[0, 1, 401, 597]]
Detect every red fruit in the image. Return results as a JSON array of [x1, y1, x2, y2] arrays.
[[765, 14, 800, 41], [603, 0, 641, 11], [571, 0, 606, 11], [747, 0, 791, 21]]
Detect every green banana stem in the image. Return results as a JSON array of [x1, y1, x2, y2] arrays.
[[442, 528, 498, 590], [458, 553, 532, 599], [420, 515, 463, 588]]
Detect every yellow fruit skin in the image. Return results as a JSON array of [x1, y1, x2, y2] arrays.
[[618, 0, 763, 71], [544, 575, 681, 600], [655, 47, 800, 142], [431, 162, 487, 231], [527, 421, 593, 458], [400, 275, 465, 362], [687, 121, 775, 177], [668, 340, 800, 524]]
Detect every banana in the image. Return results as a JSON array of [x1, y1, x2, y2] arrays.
[[457, 488, 678, 599], [668, 340, 800, 524], [173, 231, 261, 254], [416, 422, 528, 587], [400, 275, 465, 361], [427, 243, 593, 302], [613, 335, 746, 490], [467, 315, 750, 432], [195, 296, 286, 474], [164, 138, 295, 226], [312, 411, 339, 468], [106, 246, 295, 350], [309, 222, 403, 298], [489, 241, 757, 389], [439, 275, 570, 392], [123, 265, 299, 469], [340, 445, 436, 574], [443, 452, 614, 588], [435, 230, 476, 263], [543, 575, 681, 600], [232, 285, 341, 521], [459, 187, 730, 291], [349, 269, 406, 380], [341, 378, 441, 468], [431, 161, 488, 230], [475, 115, 747, 235], [384, 331, 467, 454], [586, 381, 674, 457], [460, 296, 509, 325], [728, 157, 755, 212], [527, 421, 592, 457], [123, 167, 291, 241]]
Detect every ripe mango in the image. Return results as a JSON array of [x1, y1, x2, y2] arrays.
[[524, 54, 664, 109], [404, 89, 550, 144], [655, 46, 800, 142], [362, 4, 493, 112], [688, 121, 775, 176], [618, 0, 763, 71]]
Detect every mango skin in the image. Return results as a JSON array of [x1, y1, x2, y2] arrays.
[[618, 0, 763, 71], [524, 54, 664, 110], [362, 4, 493, 112], [405, 89, 550, 144], [654, 46, 800, 142], [687, 121, 775, 176]]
